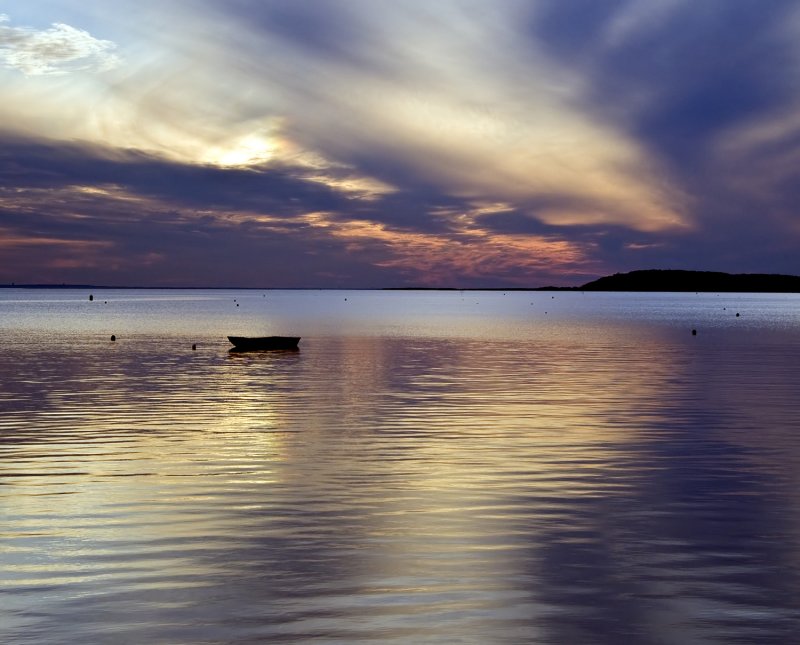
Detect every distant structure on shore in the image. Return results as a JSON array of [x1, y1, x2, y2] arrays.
[[579, 269, 800, 293]]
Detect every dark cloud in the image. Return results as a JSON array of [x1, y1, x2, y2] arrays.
[[516, 0, 800, 276], [0, 133, 405, 286], [531, 1, 797, 155], [0, 187, 396, 288], [349, 192, 473, 235], [0, 132, 487, 245], [230, 0, 367, 63], [0, 133, 350, 216]]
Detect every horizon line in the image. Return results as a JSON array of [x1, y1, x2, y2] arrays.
[[0, 283, 571, 291]]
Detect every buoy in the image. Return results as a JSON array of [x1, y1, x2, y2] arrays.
[[89, 294, 93, 301], [236, 303, 239, 307], [192, 343, 197, 350], [692, 329, 697, 336], [736, 312, 740, 317], [110, 334, 116, 341]]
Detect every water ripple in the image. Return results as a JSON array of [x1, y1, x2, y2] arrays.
[[2, 292, 800, 642]]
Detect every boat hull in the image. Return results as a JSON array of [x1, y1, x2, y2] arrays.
[[227, 336, 300, 351]]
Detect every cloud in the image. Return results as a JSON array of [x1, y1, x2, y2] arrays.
[[0, 13, 120, 75], [0, 132, 600, 287], [529, 0, 799, 164], [2, 1, 800, 285], [223, 0, 688, 232], [515, 0, 800, 272], [0, 133, 351, 218], [0, 145, 379, 287], [0, 2, 688, 235]]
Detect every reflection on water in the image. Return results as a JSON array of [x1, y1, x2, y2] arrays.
[[2, 291, 800, 643]]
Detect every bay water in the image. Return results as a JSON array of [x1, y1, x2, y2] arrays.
[[2, 289, 800, 643]]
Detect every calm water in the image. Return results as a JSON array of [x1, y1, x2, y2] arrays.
[[2, 289, 800, 644]]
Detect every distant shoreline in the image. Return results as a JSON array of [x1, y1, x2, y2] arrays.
[[387, 270, 800, 292], [3, 270, 800, 292], [576, 269, 800, 293]]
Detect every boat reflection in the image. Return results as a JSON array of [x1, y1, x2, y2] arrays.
[[228, 346, 300, 355]]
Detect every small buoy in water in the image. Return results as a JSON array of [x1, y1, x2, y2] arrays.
[[89, 294, 93, 301], [692, 329, 697, 336], [192, 343, 197, 350], [736, 312, 740, 317], [236, 303, 239, 307], [110, 334, 116, 341]]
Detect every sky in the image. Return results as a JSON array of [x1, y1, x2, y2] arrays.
[[1, 0, 799, 288]]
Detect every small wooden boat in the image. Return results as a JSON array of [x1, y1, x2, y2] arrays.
[[228, 335, 300, 350]]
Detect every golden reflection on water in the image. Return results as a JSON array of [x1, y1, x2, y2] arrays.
[[2, 304, 800, 642]]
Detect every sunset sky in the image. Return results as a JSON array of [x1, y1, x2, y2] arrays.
[[2, 0, 799, 287]]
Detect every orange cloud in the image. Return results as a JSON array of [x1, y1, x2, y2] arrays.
[[302, 212, 595, 286]]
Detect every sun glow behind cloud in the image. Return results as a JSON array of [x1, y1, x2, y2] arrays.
[[204, 133, 277, 168]]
